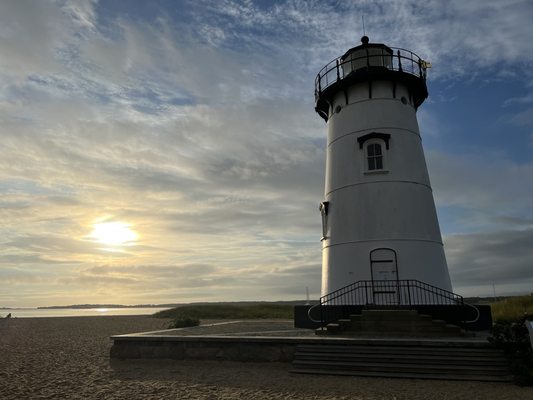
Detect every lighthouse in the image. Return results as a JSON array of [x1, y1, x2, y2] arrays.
[[315, 37, 452, 303]]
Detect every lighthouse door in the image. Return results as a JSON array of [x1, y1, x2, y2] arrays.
[[370, 248, 399, 305]]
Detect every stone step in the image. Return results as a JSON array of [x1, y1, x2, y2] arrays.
[[325, 309, 467, 338], [361, 310, 419, 316], [344, 322, 462, 331], [296, 342, 501, 351], [295, 345, 506, 355], [296, 344, 503, 356], [360, 310, 421, 319], [348, 319, 457, 327], [294, 352, 508, 366], [292, 359, 510, 375], [290, 368, 513, 382], [340, 329, 464, 336], [324, 323, 341, 333], [296, 349, 506, 362], [291, 342, 511, 382], [329, 328, 465, 338]]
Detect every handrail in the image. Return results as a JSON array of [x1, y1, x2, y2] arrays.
[[321, 279, 461, 305], [315, 47, 427, 101], [307, 303, 322, 323], [463, 302, 481, 324], [318, 279, 465, 327]]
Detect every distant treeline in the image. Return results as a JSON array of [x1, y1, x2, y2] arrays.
[[153, 303, 297, 320], [38, 300, 313, 310]]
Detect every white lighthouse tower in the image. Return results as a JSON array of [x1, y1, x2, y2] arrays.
[[316, 37, 452, 302]]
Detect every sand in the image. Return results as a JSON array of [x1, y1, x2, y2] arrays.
[[1, 316, 532, 400]]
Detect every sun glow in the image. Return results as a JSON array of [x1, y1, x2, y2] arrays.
[[90, 221, 138, 246]]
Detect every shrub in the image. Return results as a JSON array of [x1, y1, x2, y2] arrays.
[[489, 313, 533, 386], [168, 314, 200, 329]]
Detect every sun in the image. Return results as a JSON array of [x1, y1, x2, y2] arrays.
[[90, 221, 138, 246]]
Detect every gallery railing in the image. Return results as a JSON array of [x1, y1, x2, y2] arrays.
[[315, 47, 428, 100]]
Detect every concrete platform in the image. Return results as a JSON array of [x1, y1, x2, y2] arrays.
[[110, 319, 493, 363]]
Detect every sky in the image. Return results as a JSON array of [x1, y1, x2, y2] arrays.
[[1, 0, 533, 308]]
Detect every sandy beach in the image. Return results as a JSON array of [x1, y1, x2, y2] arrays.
[[1, 316, 532, 400]]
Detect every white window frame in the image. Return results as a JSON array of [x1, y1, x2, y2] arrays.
[[364, 139, 388, 174]]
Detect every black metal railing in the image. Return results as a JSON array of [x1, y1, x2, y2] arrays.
[[315, 47, 427, 100], [318, 279, 464, 327]]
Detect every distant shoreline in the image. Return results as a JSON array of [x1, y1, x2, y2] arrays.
[[1, 307, 173, 319], [2, 300, 312, 310], [37, 304, 180, 310]]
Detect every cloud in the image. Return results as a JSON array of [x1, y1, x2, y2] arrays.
[[446, 228, 533, 296], [1, 0, 532, 306], [188, 0, 533, 80], [0, 1, 97, 81], [427, 150, 533, 231]]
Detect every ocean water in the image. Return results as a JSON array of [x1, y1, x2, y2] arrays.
[[0, 307, 172, 318]]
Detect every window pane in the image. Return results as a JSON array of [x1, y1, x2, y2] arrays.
[[368, 157, 375, 170], [367, 144, 375, 156], [376, 156, 383, 170], [374, 144, 382, 156]]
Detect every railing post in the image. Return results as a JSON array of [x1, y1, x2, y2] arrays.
[[336, 59, 340, 82], [397, 50, 403, 72], [418, 59, 422, 78], [320, 299, 324, 327]]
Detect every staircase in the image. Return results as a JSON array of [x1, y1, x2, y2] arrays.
[[316, 309, 466, 337], [291, 341, 512, 382]]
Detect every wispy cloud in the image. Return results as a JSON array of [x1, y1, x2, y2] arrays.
[[1, 0, 532, 306], [446, 228, 533, 296]]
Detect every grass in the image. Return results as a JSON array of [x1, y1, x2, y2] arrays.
[[153, 303, 294, 320], [491, 294, 533, 322]]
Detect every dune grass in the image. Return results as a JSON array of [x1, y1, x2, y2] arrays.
[[491, 294, 533, 322], [153, 303, 293, 320]]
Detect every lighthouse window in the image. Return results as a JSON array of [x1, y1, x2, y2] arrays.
[[357, 133, 390, 174], [366, 143, 384, 171]]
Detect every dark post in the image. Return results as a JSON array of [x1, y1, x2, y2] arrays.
[[397, 50, 403, 72], [320, 298, 324, 327]]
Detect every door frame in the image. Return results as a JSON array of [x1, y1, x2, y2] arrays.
[[369, 248, 400, 305]]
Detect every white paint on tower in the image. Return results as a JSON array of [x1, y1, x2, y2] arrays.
[[315, 37, 452, 300]]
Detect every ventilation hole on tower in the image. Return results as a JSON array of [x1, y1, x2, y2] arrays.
[[401, 97, 408, 105], [335, 105, 342, 114]]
